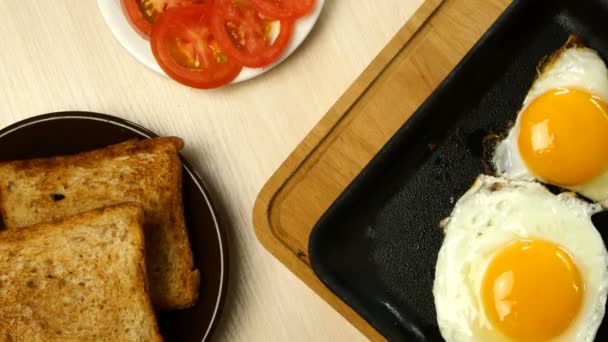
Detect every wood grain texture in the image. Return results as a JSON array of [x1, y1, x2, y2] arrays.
[[253, 0, 511, 340], [0, 0, 426, 341]]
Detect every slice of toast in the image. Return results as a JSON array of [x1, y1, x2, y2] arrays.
[[0, 137, 199, 310], [0, 203, 162, 341]]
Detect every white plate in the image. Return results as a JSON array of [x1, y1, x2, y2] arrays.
[[97, 0, 325, 84]]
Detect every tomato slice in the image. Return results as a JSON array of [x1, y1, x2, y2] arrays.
[[211, 0, 294, 68], [121, 0, 208, 39], [150, 5, 243, 89], [250, 0, 316, 20]]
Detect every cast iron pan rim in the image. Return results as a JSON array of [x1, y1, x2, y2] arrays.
[[0, 111, 229, 342], [308, 0, 522, 338]]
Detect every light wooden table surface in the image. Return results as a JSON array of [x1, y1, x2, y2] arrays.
[[0, 1, 423, 340]]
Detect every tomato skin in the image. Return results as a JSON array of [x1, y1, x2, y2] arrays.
[[121, 0, 152, 39], [150, 5, 243, 89], [121, 0, 209, 39], [211, 0, 294, 68], [250, 0, 316, 20]]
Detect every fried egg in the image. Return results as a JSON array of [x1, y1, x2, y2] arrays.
[[433, 175, 608, 342], [493, 35, 608, 206]]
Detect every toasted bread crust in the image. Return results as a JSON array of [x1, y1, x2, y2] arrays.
[[0, 137, 199, 310], [0, 204, 162, 341]]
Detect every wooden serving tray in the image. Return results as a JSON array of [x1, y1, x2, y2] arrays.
[[253, 0, 510, 340]]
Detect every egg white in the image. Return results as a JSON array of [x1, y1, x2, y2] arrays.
[[493, 40, 608, 206], [433, 175, 608, 342]]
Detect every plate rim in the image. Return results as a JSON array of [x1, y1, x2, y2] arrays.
[[0, 111, 229, 342]]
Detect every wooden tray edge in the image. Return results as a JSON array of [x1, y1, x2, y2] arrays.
[[253, 1, 445, 340]]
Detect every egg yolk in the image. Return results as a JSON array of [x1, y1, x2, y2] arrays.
[[481, 240, 583, 341], [518, 88, 608, 186]]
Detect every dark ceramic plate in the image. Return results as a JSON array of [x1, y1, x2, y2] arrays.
[[309, 0, 608, 341], [0, 112, 228, 342]]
